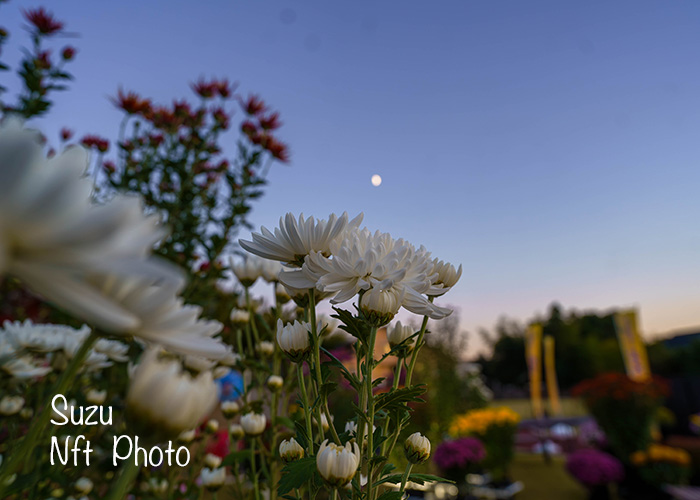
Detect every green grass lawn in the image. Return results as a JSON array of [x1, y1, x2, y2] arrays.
[[510, 454, 588, 500]]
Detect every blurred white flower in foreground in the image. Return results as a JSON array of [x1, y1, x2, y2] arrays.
[[239, 212, 363, 266], [316, 439, 360, 488], [0, 119, 185, 333], [126, 348, 218, 441]]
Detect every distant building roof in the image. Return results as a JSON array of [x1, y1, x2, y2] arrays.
[[663, 331, 700, 349]]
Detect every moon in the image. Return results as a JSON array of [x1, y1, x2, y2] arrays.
[[371, 174, 382, 187]]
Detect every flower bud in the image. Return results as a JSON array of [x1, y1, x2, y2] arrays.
[[267, 375, 284, 391], [178, 429, 196, 443], [205, 419, 220, 434], [221, 401, 240, 419], [428, 259, 462, 296], [316, 439, 360, 488], [387, 321, 416, 355], [0, 396, 24, 416], [240, 412, 266, 436], [404, 432, 431, 464], [279, 437, 304, 463], [126, 349, 217, 442], [256, 341, 275, 358], [74, 477, 93, 495], [229, 424, 245, 440], [204, 453, 222, 469], [360, 288, 402, 327], [261, 260, 283, 283], [275, 283, 291, 303], [230, 309, 250, 327], [19, 407, 33, 420], [86, 388, 107, 405], [199, 467, 226, 491], [276, 319, 312, 362]]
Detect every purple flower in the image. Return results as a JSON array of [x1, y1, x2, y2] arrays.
[[433, 438, 486, 471], [566, 449, 624, 487]]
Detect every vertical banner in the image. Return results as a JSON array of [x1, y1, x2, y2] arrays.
[[543, 336, 561, 416], [614, 309, 651, 382], [525, 323, 544, 419]]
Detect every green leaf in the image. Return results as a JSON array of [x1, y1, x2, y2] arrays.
[[277, 456, 318, 495], [332, 307, 370, 343], [294, 420, 309, 449], [373, 473, 454, 487], [376, 492, 404, 500], [375, 385, 426, 412], [277, 416, 296, 431]]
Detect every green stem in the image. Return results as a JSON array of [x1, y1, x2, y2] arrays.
[[380, 357, 404, 457], [245, 287, 261, 344], [297, 363, 315, 454], [405, 308, 431, 387], [251, 438, 260, 500], [331, 488, 338, 500], [308, 288, 341, 445], [0, 331, 99, 492], [399, 463, 413, 494], [365, 325, 378, 500], [105, 459, 141, 500]]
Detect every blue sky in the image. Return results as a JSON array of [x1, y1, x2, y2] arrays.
[[3, 1, 700, 349]]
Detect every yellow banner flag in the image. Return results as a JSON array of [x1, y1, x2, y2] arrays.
[[544, 336, 561, 416], [525, 324, 544, 419], [614, 309, 651, 381]]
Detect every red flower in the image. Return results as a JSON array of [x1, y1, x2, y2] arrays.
[[259, 112, 282, 131], [211, 107, 230, 130], [23, 8, 64, 36], [192, 79, 216, 99], [103, 160, 116, 173], [240, 94, 266, 116], [60, 127, 73, 141], [215, 79, 233, 98], [265, 137, 290, 163], [61, 46, 76, 61], [240, 120, 257, 137], [80, 135, 110, 153], [111, 89, 151, 115]]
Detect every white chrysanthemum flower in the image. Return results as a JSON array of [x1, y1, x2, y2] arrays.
[[360, 287, 403, 326], [275, 282, 291, 303], [199, 467, 226, 491], [205, 419, 219, 433], [239, 212, 363, 267], [316, 439, 361, 488], [177, 429, 196, 443], [61, 333, 112, 372], [240, 412, 266, 436], [126, 348, 218, 441], [0, 120, 184, 332], [2, 320, 86, 353], [279, 437, 304, 462], [74, 477, 93, 495], [184, 355, 217, 373], [221, 401, 240, 419], [260, 259, 283, 283], [266, 375, 284, 391], [231, 256, 264, 287], [229, 424, 245, 440], [230, 309, 250, 326], [284, 228, 451, 320], [427, 258, 462, 296], [93, 338, 129, 362], [86, 273, 227, 359], [256, 341, 275, 357], [148, 478, 168, 495], [85, 389, 107, 405], [204, 453, 222, 469], [2, 356, 51, 379], [387, 321, 416, 354], [404, 432, 431, 464], [276, 319, 312, 362], [0, 396, 24, 416]]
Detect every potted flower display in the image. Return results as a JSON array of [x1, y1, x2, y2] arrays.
[[449, 407, 520, 488], [565, 449, 625, 500], [433, 437, 486, 493]]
